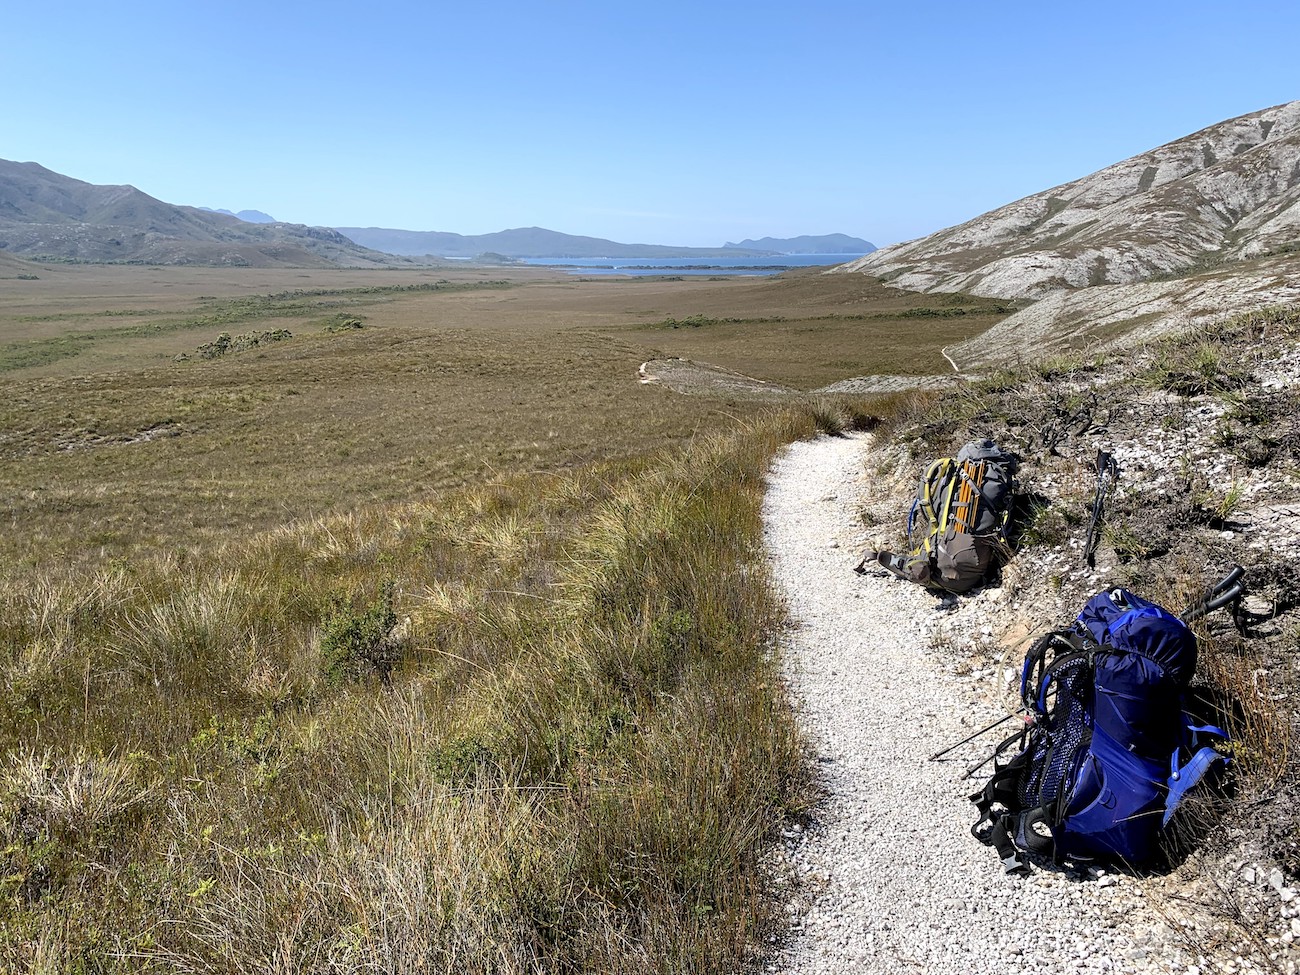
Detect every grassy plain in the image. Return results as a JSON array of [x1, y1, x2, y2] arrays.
[[0, 260, 1007, 972], [0, 263, 1007, 564]]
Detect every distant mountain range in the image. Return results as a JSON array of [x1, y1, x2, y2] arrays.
[[334, 227, 874, 260], [0, 161, 874, 266], [725, 234, 875, 254], [0, 160, 397, 267], [837, 100, 1300, 367], [198, 207, 277, 224]]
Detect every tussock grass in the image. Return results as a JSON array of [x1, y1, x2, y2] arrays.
[[0, 395, 851, 972], [0, 264, 995, 970], [1137, 304, 1300, 397]]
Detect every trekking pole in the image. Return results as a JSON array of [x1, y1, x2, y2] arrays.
[[962, 750, 1000, 779], [961, 727, 1029, 780], [1084, 450, 1119, 568], [1181, 565, 1246, 621], [928, 710, 1022, 761]]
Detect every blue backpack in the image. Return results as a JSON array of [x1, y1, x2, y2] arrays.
[[971, 588, 1231, 873]]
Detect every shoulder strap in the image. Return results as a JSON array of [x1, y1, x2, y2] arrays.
[[1019, 629, 1089, 713], [969, 744, 1034, 875], [912, 458, 954, 543]]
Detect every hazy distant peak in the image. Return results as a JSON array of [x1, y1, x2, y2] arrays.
[[725, 233, 876, 254], [334, 225, 784, 259], [199, 207, 277, 223]]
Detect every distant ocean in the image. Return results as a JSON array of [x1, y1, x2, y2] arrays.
[[518, 254, 868, 277]]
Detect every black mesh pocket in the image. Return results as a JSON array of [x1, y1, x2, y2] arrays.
[[1021, 657, 1094, 809]]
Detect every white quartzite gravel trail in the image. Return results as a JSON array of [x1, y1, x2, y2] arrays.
[[762, 433, 1182, 975]]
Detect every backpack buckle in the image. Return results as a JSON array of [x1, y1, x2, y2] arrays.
[[1000, 851, 1030, 876]]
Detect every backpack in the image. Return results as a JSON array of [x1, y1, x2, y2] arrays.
[[870, 440, 1017, 593], [970, 588, 1231, 874]]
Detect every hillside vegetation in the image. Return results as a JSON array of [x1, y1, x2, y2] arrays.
[[0, 160, 402, 267]]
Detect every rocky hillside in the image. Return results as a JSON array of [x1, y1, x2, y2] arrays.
[[948, 249, 1300, 369], [839, 101, 1300, 300], [835, 101, 1300, 369], [0, 160, 401, 267]]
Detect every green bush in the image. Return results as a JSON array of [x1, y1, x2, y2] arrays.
[[319, 582, 401, 682]]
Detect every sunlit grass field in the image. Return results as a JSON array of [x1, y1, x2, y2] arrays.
[[0, 262, 1007, 972], [0, 265, 1008, 563]]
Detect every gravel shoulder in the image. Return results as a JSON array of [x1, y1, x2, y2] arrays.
[[760, 433, 1181, 975]]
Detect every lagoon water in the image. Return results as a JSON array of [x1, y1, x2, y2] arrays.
[[519, 253, 868, 277]]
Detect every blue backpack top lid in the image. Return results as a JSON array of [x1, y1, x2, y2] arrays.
[[1075, 588, 1198, 686]]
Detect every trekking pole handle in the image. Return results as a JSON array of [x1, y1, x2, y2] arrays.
[[1202, 583, 1245, 615], [1181, 565, 1246, 620], [1211, 565, 1245, 595]]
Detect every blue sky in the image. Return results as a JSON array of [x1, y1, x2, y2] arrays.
[[7, 1, 1298, 247]]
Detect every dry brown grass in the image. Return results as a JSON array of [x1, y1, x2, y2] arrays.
[[0, 264, 1005, 568], [0, 262, 941, 972]]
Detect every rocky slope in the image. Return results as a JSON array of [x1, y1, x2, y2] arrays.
[[0, 160, 400, 267], [948, 250, 1300, 369], [837, 101, 1300, 302]]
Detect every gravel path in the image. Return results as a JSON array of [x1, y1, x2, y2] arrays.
[[761, 433, 1181, 975]]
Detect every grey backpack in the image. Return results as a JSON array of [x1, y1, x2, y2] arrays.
[[866, 440, 1017, 593]]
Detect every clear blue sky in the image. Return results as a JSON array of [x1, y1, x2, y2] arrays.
[[7, 1, 1298, 248]]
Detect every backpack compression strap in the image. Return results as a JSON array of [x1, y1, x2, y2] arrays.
[[910, 458, 954, 554]]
